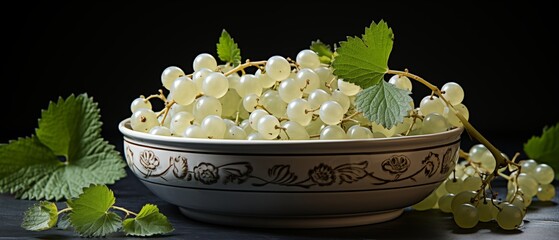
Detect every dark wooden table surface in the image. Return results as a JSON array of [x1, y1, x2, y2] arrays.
[[1, 167, 557, 240]]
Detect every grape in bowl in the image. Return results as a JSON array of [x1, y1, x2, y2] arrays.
[[119, 119, 463, 228]]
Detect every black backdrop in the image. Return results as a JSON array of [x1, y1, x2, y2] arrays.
[[1, 2, 557, 156]]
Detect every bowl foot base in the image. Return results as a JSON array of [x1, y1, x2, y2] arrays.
[[179, 207, 404, 229]]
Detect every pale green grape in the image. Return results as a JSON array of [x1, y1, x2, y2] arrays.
[[255, 69, 276, 88], [296, 68, 320, 94], [170, 111, 194, 136], [193, 68, 213, 92], [157, 113, 171, 128], [184, 125, 207, 138], [517, 173, 538, 197], [130, 109, 159, 133], [278, 78, 303, 103], [296, 49, 320, 69], [171, 76, 198, 106], [496, 203, 523, 230], [130, 97, 152, 113], [435, 182, 449, 197], [306, 118, 325, 136], [227, 73, 241, 91], [445, 178, 464, 194], [265, 56, 291, 81], [453, 203, 479, 228], [223, 119, 236, 128], [519, 159, 538, 176], [287, 99, 313, 126], [453, 164, 466, 180], [441, 82, 464, 105], [320, 125, 347, 140], [193, 53, 217, 72], [462, 176, 482, 191], [451, 190, 477, 212], [478, 151, 496, 173], [201, 115, 226, 139], [279, 121, 310, 140], [257, 115, 280, 140], [169, 103, 193, 117], [422, 113, 448, 134], [240, 119, 255, 135], [371, 122, 397, 138], [260, 90, 287, 118], [243, 94, 259, 112], [393, 117, 413, 135], [477, 198, 498, 222], [412, 192, 438, 211], [537, 184, 556, 201], [330, 90, 350, 112], [314, 66, 336, 92], [161, 66, 185, 90], [247, 132, 266, 140], [307, 89, 331, 109], [219, 89, 241, 118], [534, 164, 555, 184], [193, 96, 222, 123], [202, 72, 229, 98], [468, 144, 487, 162], [249, 109, 269, 130], [444, 103, 469, 127], [388, 75, 412, 92], [438, 193, 455, 213], [319, 101, 344, 125], [238, 74, 262, 97], [218, 64, 234, 73], [511, 195, 530, 211], [463, 165, 476, 177], [225, 126, 247, 140], [149, 126, 172, 136], [419, 96, 444, 115], [337, 79, 361, 96], [346, 125, 373, 139]]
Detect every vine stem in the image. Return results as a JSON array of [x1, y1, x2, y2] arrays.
[[112, 206, 138, 217], [386, 69, 507, 169], [57, 207, 72, 215], [224, 60, 267, 77]]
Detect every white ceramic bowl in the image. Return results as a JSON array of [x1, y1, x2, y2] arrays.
[[119, 119, 463, 228]]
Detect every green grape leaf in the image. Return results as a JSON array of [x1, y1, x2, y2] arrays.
[[524, 122, 559, 179], [57, 212, 72, 230], [122, 204, 174, 236], [355, 81, 412, 129], [217, 29, 241, 66], [0, 93, 126, 200], [68, 185, 122, 237], [332, 20, 394, 88], [21, 201, 58, 231], [310, 40, 333, 64]]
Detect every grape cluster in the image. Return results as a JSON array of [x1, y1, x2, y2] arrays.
[[129, 50, 468, 140], [412, 143, 556, 230]]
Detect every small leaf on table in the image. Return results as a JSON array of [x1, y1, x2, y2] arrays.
[[123, 204, 174, 236], [68, 185, 122, 237], [21, 201, 58, 231]]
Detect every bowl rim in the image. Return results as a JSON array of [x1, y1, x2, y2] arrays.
[[118, 118, 464, 146]]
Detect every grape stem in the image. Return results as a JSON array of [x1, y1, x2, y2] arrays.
[[224, 60, 267, 77], [57, 207, 72, 215], [112, 206, 138, 218], [386, 69, 507, 170], [342, 111, 361, 121]]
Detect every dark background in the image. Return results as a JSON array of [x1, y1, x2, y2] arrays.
[[1, 2, 557, 156]]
